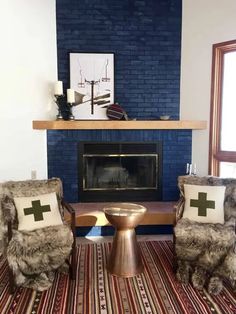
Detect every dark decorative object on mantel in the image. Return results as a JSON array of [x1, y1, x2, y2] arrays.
[[54, 81, 78, 120], [66, 88, 76, 120], [54, 94, 65, 120], [54, 81, 66, 120], [67, 103, 75, 120], [106, 103, 129, 120]]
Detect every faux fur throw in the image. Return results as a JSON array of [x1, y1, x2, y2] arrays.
[[175, 220, 236, 295], [174, 176, 236, 295], [175, 218, 235, 269], [0, 178, 74, 291], [0, 178, 64, 254], [7, 224, 73, 291]]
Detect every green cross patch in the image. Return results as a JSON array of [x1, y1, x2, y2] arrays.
[[24, 200, 51, 221], [190, 192, 215, 216]]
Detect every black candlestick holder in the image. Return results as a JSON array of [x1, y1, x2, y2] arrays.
[[54, 95, 65, 120], [67, 103, 76, 120]]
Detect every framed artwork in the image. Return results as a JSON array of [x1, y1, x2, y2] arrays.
[[69, 52, 114, 120]]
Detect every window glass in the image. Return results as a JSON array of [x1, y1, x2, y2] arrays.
[[221, 51, 236, 151], [220, 162, 236, 178]]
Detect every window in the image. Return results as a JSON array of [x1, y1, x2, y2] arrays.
[[209, 40, 236, 177]]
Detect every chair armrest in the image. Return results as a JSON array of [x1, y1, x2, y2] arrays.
[[61, 200, 76, 238], [62, 199, 75, 215]]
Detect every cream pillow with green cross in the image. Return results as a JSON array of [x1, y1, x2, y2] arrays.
[[183, 184, 226, 224], [14, 192, 63, 231]]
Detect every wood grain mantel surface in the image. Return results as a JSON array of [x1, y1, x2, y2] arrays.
[[33, 120, 207, 130]]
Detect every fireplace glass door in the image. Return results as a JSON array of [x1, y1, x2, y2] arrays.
[[83, 154, 157, 190], [78, 142, 162, 202]]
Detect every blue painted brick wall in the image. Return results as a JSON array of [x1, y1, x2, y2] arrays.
[[56, 0, 182, 119], [47, 130, 191, 202], [48, 0, 188, 202]]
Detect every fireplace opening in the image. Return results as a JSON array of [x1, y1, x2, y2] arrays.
[[78, 142, 162, 202]]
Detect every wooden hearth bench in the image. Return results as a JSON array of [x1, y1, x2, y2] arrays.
[[64, 201, 175, 227]]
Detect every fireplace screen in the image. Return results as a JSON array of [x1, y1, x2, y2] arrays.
[[83, 154, 157, 190], [78, 142, 162, 202]]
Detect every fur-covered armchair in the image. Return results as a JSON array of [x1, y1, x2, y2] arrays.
[[174, 175, 236, 295], [0, 178, 76, 293]]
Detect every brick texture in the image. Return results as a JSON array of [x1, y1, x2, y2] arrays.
[[56, 0, 182, 119], [47, 130, 191, 202], [48, 0, 189, 202]]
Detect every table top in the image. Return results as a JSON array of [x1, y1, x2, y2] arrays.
[[103, 202, 147, 216]]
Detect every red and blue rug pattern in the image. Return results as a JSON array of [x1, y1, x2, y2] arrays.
[[0, 241, 235, 313]]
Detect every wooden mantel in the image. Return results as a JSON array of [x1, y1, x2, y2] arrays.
[[33, 120, 207, 130]]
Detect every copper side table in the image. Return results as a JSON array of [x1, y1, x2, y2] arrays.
[[103, 203, 147, 277]]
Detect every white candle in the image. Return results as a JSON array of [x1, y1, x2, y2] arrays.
[[67, 89, 75, 103], [189, 164, 192, 175], [54, 81, 63, 95]]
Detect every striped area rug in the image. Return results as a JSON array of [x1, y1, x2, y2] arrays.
[[0, 241, 235, 313]]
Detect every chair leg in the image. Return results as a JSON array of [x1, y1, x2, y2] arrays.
[[173, 257, 178, 273], [8, 267, 15, 294], [70, 241, 76, 280], [172, 233, 178, 273]]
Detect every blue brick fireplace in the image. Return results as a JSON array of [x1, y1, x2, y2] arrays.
[[47, 129, 191, 202], [47, 0, 189, 203]]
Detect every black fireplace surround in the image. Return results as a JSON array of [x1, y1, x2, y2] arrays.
[[78, 142, 162, 202]]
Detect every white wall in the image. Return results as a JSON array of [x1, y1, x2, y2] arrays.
[[0, 1, 57, 181], [180, 0, 236, 175]]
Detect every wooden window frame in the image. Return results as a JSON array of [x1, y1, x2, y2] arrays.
[[209, 39, 236, 176]]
